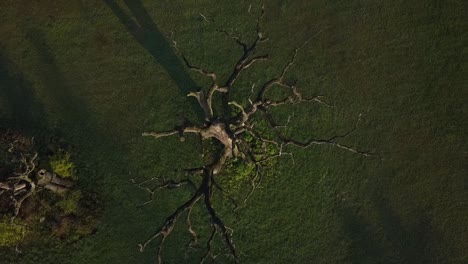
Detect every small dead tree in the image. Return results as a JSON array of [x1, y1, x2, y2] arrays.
[[136, 6, 376, 263], [0, 132, 74, 223]]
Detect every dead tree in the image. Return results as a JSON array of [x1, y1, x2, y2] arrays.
[[0, 133, 74, 223], [0, 153, 74, 222], [136, 6, 376, 263]]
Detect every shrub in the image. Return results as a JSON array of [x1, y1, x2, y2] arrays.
[[49, 150, 76, 179]]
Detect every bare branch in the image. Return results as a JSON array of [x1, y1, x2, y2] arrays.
[[217, 29, 248, 52], [242, 164, 261, 205], [186, 206, 198, 246], [136, 7, 374, 264], [131, 178, 196, 207], [282, 137, 376, 157], [280, 111, 376, 157], [138, 191, 203, 253], [143, 126, 201, 141], [256, 29, 327, 103], [200, 225, 217, 264], [204, 193, 238, 262], [243, 55, 269, 69], [219, 6, 268, 90], [199, 13, 210, 23], [265, 84, 333, 108], [182, 56, 217, 84]]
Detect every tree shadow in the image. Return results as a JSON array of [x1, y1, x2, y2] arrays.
[[0, 22, 188, 264], [103, 0, 204, 121], [22, 28, 113, 190], [341, 206, 387, 264], [0, 52, 47, 130], [341, 199, 438, 264], [25, 29, 90, 126]]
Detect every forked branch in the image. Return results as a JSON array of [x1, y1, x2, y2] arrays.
[[138, 5, 376, 264]]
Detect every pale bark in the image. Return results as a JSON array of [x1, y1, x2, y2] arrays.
[[137, 5, 377, 263]]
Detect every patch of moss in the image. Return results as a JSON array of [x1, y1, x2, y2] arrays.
[[49, 150, 76, 179], [0, 218, 25, 247]]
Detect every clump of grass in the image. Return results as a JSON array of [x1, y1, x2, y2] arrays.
[[49, 150, 76, 179], [56, 190, 82, 215], [0, 218, 25, 247]]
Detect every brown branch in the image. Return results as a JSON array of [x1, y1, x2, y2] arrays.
[[7, 153, 38, 222], [137, 170, 239, 263], [182, 55, 217, 85], [258, 107, 377, 157], [242, 55, 269, 69], [37, 169, 74, 188], [12, 182, 35, 222], [42, 183, 69, 195], [282, 137, 376, 157], [223, 40, 268, 90], [242, 164, 261, 205], [201, 172, 238, 262], [187, 86, 228, 121], [131, 178, 195, 207], [250, 5, 266, 38], [200, 225, 217, 264], [217, 29, 248, 52], [187, 90, 214, 121], [143, 126, 201, 141], [138, 190, 203, 255], [182, 54, 233, 121], [277, 112, 375, 157], [255, 29, 327, 103], [220, 6, 268, 90], [264, 84, 333, 108], [186, 205, 198, 246], [0, 182, 27, 192]]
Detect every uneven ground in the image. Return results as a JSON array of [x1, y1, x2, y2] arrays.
[[0, 0, 467, 263]]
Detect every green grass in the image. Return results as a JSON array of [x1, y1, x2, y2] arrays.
[[0, 0, 467, 263]]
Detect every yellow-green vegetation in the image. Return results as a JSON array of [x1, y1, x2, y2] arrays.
[[221, 159, 256, 192], [0, 218, 25, 247], [56, 190, 82, 215], [219, 132, 277, 194], [49, 150, 76, 179], [0, 0, 466, 263]]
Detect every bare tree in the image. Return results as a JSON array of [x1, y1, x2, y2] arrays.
[[136, 6, 376, 263], [0, 133, 74, 223]]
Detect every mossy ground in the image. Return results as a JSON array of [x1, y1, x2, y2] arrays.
[[0, 218, 25, 247], [0, 0, 467, 263]]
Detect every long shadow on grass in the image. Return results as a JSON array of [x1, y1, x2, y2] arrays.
[[104, 0, 204, 121], [340, 207, 386, 264], [0, 52, 47, 129], [23, 28, 118, 197], [25, 30, 92, 127], [373, 200, 435, 264], [341, 199, 437, 264], [23, 28, 159, 263]]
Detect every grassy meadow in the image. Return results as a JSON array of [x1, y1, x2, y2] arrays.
[[0, 0, 467, 263]]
